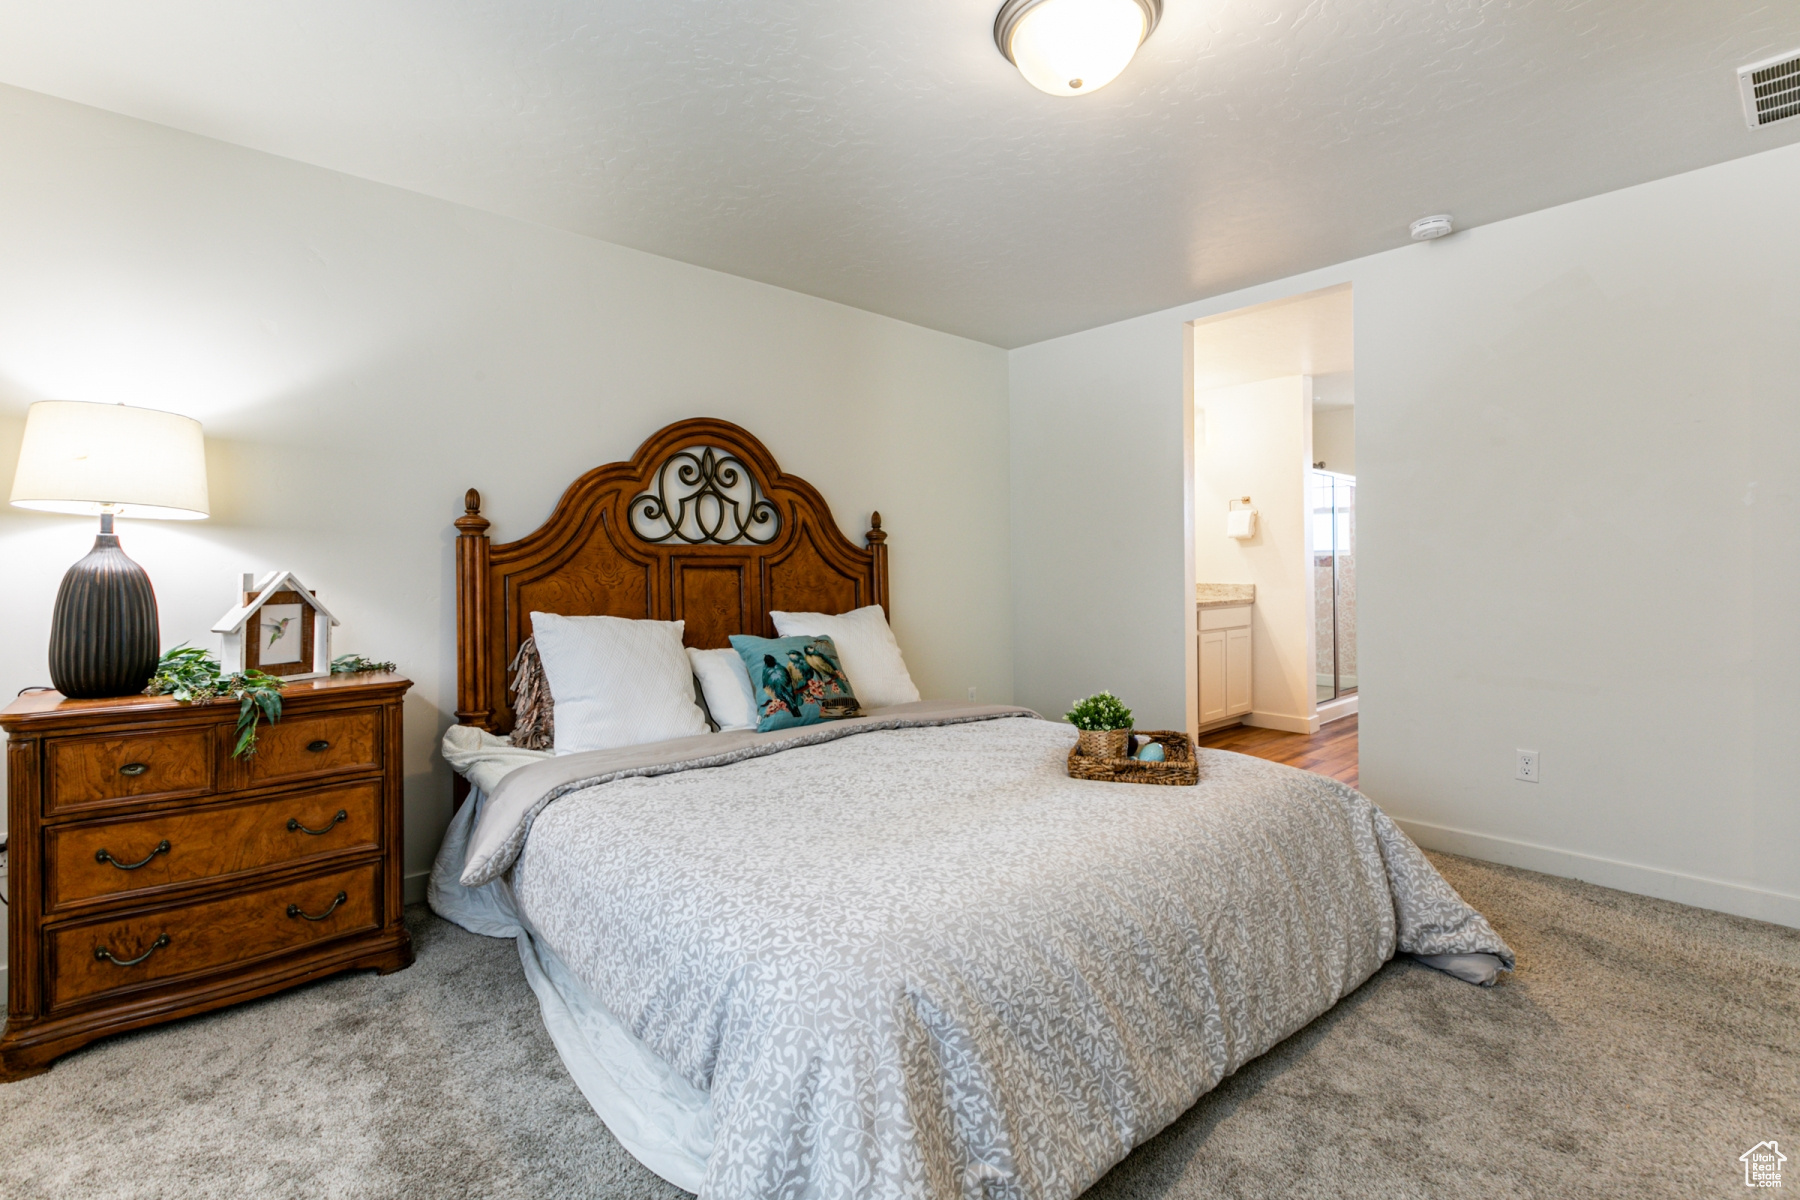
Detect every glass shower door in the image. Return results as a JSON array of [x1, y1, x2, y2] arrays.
[[1312, 471, 1357, 702]]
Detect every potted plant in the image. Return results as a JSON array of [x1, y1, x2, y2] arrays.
[[1066, 691, 1133, 759]]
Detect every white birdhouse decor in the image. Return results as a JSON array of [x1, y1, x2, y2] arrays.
[[212, 571, 339, 680]]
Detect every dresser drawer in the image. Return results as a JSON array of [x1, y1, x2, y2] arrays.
[[46, 727, 216, 816], [247, 709, 381, 786], [47, 862, 380, 1011], [43, 781, 382, 913]]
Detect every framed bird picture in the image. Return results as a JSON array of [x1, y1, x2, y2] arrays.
[[211, 570, 340, 679], [247, 591, 314, 675]]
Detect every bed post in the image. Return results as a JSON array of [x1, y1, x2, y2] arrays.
[[455, 488, 493, 732], [452, 489, 494, 810], [866, 512, 889, 617]]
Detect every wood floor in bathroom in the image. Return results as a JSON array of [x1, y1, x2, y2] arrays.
[[1196, 713, 1358, 788]]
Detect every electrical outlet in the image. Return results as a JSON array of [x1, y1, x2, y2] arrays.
[[967, 687, 978, 701], [1515, 749, 1540, 783]]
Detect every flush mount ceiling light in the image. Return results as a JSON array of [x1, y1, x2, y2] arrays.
[[994, 0, 1162, 98]]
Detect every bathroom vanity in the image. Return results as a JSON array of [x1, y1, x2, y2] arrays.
[[1197, 584, 1255, 729]]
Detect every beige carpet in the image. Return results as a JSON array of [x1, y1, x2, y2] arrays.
[[1, 853, 1794, 1198]]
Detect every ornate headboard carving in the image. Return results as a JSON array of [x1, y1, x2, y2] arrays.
[[454, 417, 888, 737]]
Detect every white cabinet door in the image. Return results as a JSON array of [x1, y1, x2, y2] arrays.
[[1198, 629, 1228, 724], [1225, 626, 1253, 716]]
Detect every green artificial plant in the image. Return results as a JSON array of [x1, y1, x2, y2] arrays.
[[331, 654, 398, 675], [1065, 691, 1134, 731], [145, 644, 285, 757]]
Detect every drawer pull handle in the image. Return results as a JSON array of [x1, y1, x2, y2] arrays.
[[95, 933, 171, 967], [118, 762, 149, 777], [287, 810, 348, 836], [95, 840, 172, 871], [287, 891, 348, 922], [306, 740, 332, 753]]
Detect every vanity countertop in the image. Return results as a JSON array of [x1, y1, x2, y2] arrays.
[[1196, 583, 1256, 609]]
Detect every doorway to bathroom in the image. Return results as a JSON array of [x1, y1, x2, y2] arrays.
[[1187, 282, 1356, 737]]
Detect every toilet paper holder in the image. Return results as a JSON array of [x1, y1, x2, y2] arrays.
[[1226, 497, 1257, 540]]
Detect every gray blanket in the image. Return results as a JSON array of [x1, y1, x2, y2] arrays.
[[478, 706, 1511, 1200]]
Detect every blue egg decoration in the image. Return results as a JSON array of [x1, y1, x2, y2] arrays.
[[1137, 742, 1166, 762]]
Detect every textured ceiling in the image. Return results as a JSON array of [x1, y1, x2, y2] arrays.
[[0, 2, 1796, 348]]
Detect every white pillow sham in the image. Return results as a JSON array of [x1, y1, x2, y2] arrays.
[[530, 612, 709, 753], [769, 604, 920, 710], [686, 646, 759, 732]]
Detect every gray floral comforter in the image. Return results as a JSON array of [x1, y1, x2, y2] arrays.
[[490, 708, 1510, 1200]]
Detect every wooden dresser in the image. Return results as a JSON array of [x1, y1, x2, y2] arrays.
[[0, 672, 413, 1080]]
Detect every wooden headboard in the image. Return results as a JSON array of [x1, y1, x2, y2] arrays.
[[454, 417, 888, 737]]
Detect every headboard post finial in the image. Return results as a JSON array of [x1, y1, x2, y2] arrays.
[[457, 489, 488, 534]]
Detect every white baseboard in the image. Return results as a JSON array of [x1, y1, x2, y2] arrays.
[[1244, 711, 1321, 734], [1316, 693, 1358, 724], [1393, 816, 1800, 930]]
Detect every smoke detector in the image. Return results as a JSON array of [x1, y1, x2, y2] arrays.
[[1739, 49, 1800, 129], [1409, 214, 1454, 241]]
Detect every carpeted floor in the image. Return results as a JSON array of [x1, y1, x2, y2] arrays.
[[1, 852, 1794, 1198]]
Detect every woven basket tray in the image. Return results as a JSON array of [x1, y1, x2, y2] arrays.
[[1066, 730, 1199, 786]]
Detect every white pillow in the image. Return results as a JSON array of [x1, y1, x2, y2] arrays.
[[769, 604, 920, 710], [686, 646, 759, 732], [529, 613, 709, 753]]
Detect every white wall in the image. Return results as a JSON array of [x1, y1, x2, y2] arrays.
[[1012, 139, 1800, 928], [1193, 377, 1315, 730], [0, 85, 1015, 927]]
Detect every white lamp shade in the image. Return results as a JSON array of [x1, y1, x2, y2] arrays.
[[10, 400, 209, 520], [1006, 0, 1151, 97]]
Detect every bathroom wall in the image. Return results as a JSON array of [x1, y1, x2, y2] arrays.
[[1311, 404, 1356, 474], [1192, 376, 1316, 731]]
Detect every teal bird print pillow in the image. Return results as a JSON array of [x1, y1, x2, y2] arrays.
[[728, 634, 863, 732]]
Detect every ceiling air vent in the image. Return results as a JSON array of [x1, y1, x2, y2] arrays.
[[1738, 49, 1800, 129]]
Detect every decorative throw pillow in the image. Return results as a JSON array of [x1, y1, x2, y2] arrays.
[[728, 634, 863, 732], [686, 646, 759, 732], [506, 637, 555, 751], [530, 613, 710, 753], [769, 605, 921, 710]]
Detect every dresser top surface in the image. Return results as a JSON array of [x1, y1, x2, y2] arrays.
[[2, 672, 412, 728]]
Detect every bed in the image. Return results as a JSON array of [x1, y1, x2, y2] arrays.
[[432, 418, 1513, 1200]]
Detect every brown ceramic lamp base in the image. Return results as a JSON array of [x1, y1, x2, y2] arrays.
[[47, 512, 161, 698]]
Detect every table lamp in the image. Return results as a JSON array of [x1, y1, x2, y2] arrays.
[[9, 401, 210, 698]]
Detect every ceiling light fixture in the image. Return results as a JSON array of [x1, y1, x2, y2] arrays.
[[994, 0, 1162, 98]]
